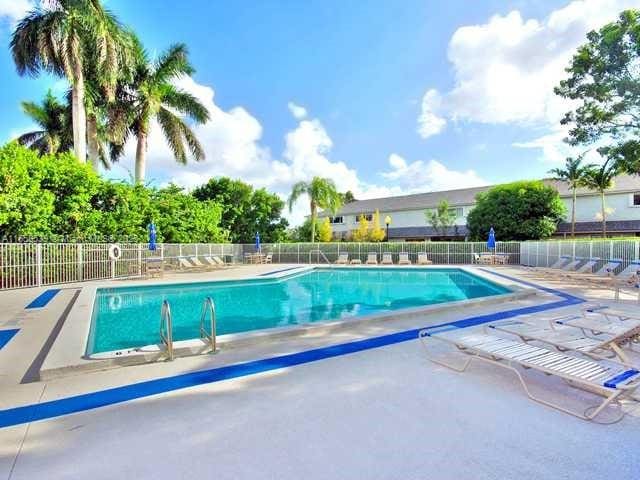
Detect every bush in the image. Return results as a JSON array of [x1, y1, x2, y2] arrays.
[[466, 180, 566, 241]]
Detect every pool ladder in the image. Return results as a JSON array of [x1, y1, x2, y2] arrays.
[[160, 300, 174, 361], [200, 297, 217, 353], [159, 297, 217, 362]]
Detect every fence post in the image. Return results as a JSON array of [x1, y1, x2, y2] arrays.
[[278, 243, 281, 263], [36, 243, 43, 287], [447, 243, 450, 265], [179, 244, 182, 258], [138, 243, 142, 276], [297, 243, 300, 264], [111, 259, 115, 279], [76, 244, 83, 282]]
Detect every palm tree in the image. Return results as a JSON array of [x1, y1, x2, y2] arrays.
[[548, 155, 594, 238], [17, 90, 72, 155], [114, 43, 210, 183], [11, 0, 132, 163], [581, 159, 619, 238], [288, 177, 343, 242]]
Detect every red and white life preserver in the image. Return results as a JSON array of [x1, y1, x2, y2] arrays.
[[108, 244, 122, 260]]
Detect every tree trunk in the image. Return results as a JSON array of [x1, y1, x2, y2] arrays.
[[571, 187, 576, 238], [135, 131, 147, 183], [87, 114, 100, 170], [601, 191, 607, 238], [310, 202, 317, 243], [71, 65, 87, 163]]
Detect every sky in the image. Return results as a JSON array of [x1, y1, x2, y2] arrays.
[[0, 0, 638, 225]]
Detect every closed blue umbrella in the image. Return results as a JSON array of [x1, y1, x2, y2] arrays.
[[487, 227, 496, 250], [255, 232, 261, 252], [148, 222, 157, 251]]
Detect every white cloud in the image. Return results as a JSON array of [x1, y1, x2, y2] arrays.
[[417, 89, 446, 138], [381, 153, 488, 192], [0, 0, 33, 27], [287, 102, 307, 120], [417, 0, 637, 161]]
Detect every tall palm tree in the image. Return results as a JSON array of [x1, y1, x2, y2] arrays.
[[548, 155, 594, 238], [581, 159, 619, 238], [17, 90, 72, 155], [11, 0, 132, 163], [288, 177, 343, 242], [113, 43, 210, 183]]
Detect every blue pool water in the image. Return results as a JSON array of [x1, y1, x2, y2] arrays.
[[88, 268, 510, 354]]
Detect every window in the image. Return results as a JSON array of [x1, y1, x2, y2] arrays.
[[632, 193, 640, 207], [329, 216, 344, 224], [362, 214, 373, 221], [426, 207, 463, 218]]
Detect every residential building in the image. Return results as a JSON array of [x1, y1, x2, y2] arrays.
[[320, 175, 640, 241]]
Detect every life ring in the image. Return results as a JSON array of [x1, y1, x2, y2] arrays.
[[109, 295, 122, 311], [108, 244, 122, 260]]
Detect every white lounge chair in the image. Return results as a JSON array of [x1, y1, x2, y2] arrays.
[[398, 252, 411, 265], [336, 253, 349, 265], [489, 313, 640, 363], [178, 257, 200, 270], [365, 252, 378, 265], [381, 252, 393, 265], [417, 252, 432, 265], [419, 328, 640, 422], [529, 256, 572, 274], [203, 256, 223, 268], [568, 259, 621, 281], [189, 256, 211, 269]]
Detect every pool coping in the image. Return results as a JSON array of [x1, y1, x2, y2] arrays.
[[39, 266, 532, 380]]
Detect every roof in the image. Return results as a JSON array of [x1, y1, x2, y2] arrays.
[[321, 174, 640, 217], [555, 220, 640, 234]]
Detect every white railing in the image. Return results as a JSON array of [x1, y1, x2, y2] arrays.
[[0, 241, 521, 290], [520, 239, 640, 273]]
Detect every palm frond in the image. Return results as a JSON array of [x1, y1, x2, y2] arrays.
[[288, 181, 309, 212], [152, 43, 194, 84], [162, 85, 209, 123], [157, 107, 187, 164], [17, 130, 46, 148]]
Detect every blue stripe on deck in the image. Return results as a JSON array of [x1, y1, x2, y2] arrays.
[[258, 267, 305, 276], [25, 289, 61, 309], [0, 270, 584, 429], [0, 329, 19, 350]]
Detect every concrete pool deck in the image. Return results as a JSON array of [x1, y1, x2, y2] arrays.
[[0, 265, 639, 479]]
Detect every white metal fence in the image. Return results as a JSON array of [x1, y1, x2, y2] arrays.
[[0, 241, 520, 290], [520, 239, 640, 274]]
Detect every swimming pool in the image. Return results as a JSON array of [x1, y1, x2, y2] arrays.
[[87, 268, 510, 355]]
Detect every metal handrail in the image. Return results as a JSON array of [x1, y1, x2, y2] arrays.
[[200, 297, 217, 353], [308, 249, 331, 265], [160, 300, 174, 360]]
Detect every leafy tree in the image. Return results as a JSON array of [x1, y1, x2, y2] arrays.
[[114, 43, 209, 183], [287, 218, 315, 243], [317, 218, 333, 242], [0, 143, 55, 237], [11, 0, 133, 163], [581, 160, 619, 238], [17, 90, 72, 155], [369, 210, 385, 242], [340, 190, 356, 204], [555, 10, 640, 172], [466, 181, 566, 241], [352, 214, 370, 242], [288, 177, 343, 242], [425, 200, 457, 237], [193, 177, 288, 243], [547, 156, 595, 238]]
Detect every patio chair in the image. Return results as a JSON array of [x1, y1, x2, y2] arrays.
[[419, 327, 640, 422], [398, 252, 412, 265], [528, 255, 571, 273], [178, 257, 199, 270], [264, 254, 273, 264], [566, 258, 619, 281], [350, 258, 362, 265], [365, 252, 378, 265], [417, 252, 432, 265], [475, 253, 493, 265], [335, 253, 349, 265], [381, 252, 393, 265], [489, 313, 640, 364], [532, 256, 577, 276]]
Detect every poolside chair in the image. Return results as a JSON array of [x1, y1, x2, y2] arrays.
[[417, 252, 432, 265], [489, 312, 640, 364], [189, 256, 212, 269], [474, 253, 493, 265], [567, 258, 619, 281], [419, 328, 640, 422], [178, 257, 200, 270], [398, 252, 412, 265], [336, 253, 349, 265], [381, 252, 393, 265], [365, 252, 378, 265], [203, 256, 224, 268], [264, 254, 273, 264], [529, 255, 571, 273], [532, 256, 576, 276], [350, 258, 362, 265]]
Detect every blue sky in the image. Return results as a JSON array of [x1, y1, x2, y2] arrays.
[[0, 0, 637, 223]]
